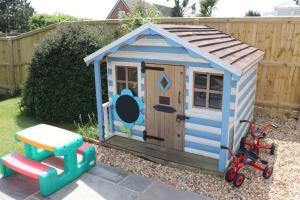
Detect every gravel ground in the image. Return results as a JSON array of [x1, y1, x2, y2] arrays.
[[96, 114, 300, 200]]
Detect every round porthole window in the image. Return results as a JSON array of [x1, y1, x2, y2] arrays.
[[112, 89, 144, 128]]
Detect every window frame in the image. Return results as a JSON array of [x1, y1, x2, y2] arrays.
[[192, 72, 224, 110]]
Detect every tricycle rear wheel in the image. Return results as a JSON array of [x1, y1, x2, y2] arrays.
[[233, 173, 245, 187], [263, 166, 273, 179], [225, 168, 235, 182], [270, 143, 275, 155]]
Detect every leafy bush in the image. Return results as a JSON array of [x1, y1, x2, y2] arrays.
[[21, 23, 116, 122], [29, 13, 82, 30], [121, 3, 162, 34]]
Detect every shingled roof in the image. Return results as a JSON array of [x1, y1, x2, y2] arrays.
[[158, 24, 264, 71], [85, 24, 264, 77]]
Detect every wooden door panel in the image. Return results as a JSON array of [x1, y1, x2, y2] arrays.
[[145, 63, 185, 151]]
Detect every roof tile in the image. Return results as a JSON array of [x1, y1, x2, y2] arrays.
[[158, 24, 264, 71]]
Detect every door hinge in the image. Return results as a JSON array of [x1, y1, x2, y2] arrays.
[[143, 131, 164, 141], [141, 61, 164, 73]]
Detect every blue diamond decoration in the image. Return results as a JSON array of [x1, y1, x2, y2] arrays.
[[157, 72, 171, 95]]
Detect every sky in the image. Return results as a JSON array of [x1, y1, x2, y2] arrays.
[[29, 0, 289, 19]]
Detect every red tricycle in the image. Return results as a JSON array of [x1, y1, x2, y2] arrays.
[[221, 146, 273, 187], [240, 120, 277, 156]]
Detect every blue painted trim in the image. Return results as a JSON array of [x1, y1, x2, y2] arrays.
[[234, 109, 254, 147], [230, 95, 236, 102], [119, 45, 188, 54], [108, 80, 113, 86], [238, 79, 256, 105], [114, 126, 144, 137], [218, 71, 232, 172], [141, 84, 145, 91], [239, 68, 256, 92], [108, 105, 114, 133], [143, 35, 163, 39], [185, 141, 220, 154], [227, 127, 234, 160], [107, 68, 112, 75], [157, 72, 171, 95], [94, 61, 105, 141], [186, 116, 222, 128], [107, 57, 211, 68], [185, 76, 189, 83], [230, 109, 235, 117], [231, 81, 237, 88], [114, 119, 145, 127], [185, 102, 189, 110], [185, 129, 221, 141]]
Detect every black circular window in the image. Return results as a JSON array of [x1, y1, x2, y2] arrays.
[[115, 95, 140, 123]]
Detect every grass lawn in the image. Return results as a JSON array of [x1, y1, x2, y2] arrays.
[[0, 97, 75, 157]]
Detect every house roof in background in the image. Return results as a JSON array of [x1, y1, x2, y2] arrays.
[[274, 1, 300, 10], [122, 0, 172, 16]]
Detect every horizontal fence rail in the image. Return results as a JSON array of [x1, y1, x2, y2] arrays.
[[0, 17, 299, 117]]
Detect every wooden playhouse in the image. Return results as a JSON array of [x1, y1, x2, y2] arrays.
[[84, 24, 264, 173]]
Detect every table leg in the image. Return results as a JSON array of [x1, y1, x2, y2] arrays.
[[39, 145, 95, 196], [24, 143, 53, 161]]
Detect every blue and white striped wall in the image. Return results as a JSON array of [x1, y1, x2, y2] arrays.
[[233, 65, 257, 152]]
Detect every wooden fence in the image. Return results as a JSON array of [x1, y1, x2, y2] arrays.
[[0, 17, 299, 117]]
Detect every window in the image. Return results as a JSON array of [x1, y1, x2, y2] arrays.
[[116, 66, 138, 96], [193, 73, 223, 110], [118, 11, 125, 18]]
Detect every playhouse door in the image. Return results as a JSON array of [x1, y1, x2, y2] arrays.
[[144, 63, 185, 151]]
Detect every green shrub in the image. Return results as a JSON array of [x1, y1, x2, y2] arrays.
[[29, 13, 83, 30], [21, 23, 116, 122]]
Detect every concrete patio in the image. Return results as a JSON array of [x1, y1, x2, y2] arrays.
[[0, 161, 212, 200]]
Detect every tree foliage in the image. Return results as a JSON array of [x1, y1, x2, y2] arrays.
[[169, 0, 196, 17], [121, 2, 162, 34], [0, 0, 35, 33], [245, 10, 261, 17], [21, 24, 116, 122], [29, 13, 81, 30], [198, 0, 218, 17]]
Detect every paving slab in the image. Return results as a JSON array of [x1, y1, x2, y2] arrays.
[[87, 162, 130, 183], [0, 162, 212, 200], [137, 183, 212, 200], [45, 173, 137, 200], [119, 174, 152, 192], [0, 174, 39, 200]]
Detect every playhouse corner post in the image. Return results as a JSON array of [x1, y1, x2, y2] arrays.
[[219, 71, 232, 173], [94, 60, 105, 141]]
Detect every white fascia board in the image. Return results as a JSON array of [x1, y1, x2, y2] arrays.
[[84, 24, 151, 65], [84, 23, 243, 78], [149, 24, 242, 78]]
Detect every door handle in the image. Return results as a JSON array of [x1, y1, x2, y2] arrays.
[[178, 91, 181, 104], [176, 114, 189, 122]]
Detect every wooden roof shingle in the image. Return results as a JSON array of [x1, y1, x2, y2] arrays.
[[158, 24, 264, 71]]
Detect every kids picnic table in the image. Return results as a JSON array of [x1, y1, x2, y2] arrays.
[[0, 124, 96, 196]]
